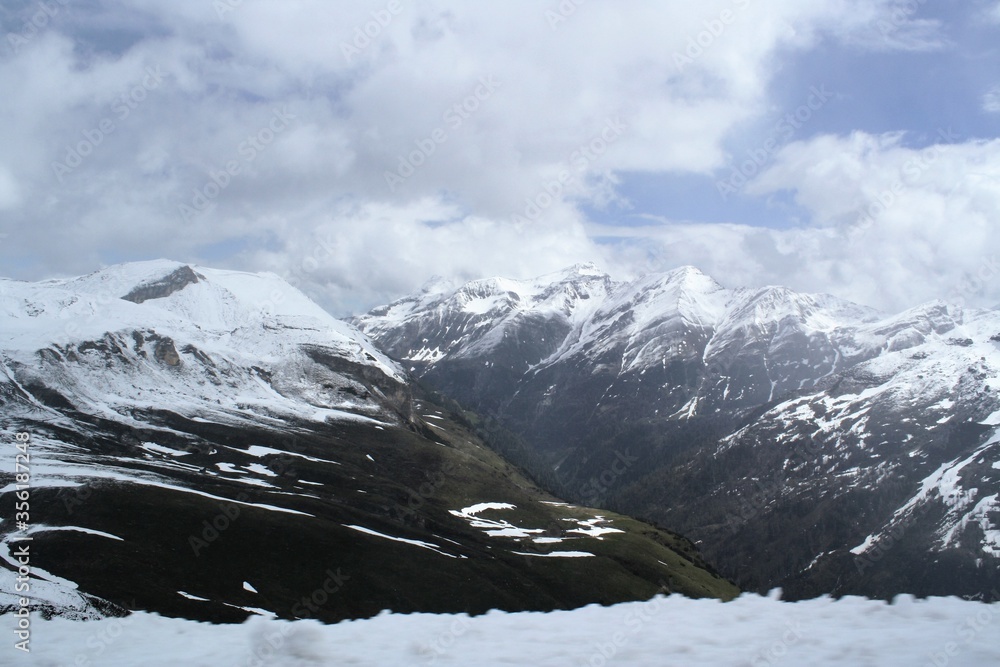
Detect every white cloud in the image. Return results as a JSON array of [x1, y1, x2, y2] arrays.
[[984, 85, 1000, 114], [0, 0, 966, 314], [725, 132, 1000, 310], [238, 198, 601, 316]]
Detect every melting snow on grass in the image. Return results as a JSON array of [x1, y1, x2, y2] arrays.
[[448, 503, 545, 540], [343, 525, 461, 559], [449, 503, 625, 558], [564, 517, 624, 539]]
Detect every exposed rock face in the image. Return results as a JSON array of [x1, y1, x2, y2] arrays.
[[123, 266, 202, 304], [301, 344, 413, 422], [153, 337, 181, 366]]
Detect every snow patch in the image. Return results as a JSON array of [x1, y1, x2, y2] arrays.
[[20, 595, 1000, 666], [344, 524, 460, 558]]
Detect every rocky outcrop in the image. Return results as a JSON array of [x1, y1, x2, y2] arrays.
[[122, 266, 202, 304]]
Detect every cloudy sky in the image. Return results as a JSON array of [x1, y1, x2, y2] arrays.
[[1, 0, 999, 316]]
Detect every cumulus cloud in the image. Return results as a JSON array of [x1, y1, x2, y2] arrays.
[[0, 0, 979, 315], [733, 131, 1000, 310], [586, 125, 1000, 313], [237, 197, 603, 316]]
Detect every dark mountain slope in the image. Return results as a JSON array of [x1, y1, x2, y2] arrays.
[[0, 260, 737, 623], [355, 265, 1000, 600]]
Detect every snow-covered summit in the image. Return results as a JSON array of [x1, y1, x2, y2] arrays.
[[2, 260, 408, 434], [2, 259, 402, 381], [354, 263, 888, 381], [351, 264, 615, 366]]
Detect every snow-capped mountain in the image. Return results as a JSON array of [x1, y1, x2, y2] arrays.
[[689, 303, 1000, 599], [353, 264, 886, 421], [352, 264, 890, 470], [357, 262, 614, 366], [3, 260, 408, 429], [355, 265, 1000, 600], [0, 261, 737, 623]]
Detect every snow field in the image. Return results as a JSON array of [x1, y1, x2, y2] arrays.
[[11, 592, 1000, 666]]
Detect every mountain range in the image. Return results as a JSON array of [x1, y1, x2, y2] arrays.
[[0, 260, 737, 623], [354, 263, 1000, 601]]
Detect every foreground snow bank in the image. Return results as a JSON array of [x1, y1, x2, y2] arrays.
[[10, 593, 1000, 666]]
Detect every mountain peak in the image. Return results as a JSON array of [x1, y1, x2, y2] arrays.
[[532, 262, 611, 285], [122, 265, 202, 304], [419, 274, 459, 295], [661, 265, 724, 290], [668, 264, 709, 278], [564, 261, 606, 277], [4, 260, 405, 384]]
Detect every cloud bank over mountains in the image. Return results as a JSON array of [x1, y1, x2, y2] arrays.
[[0, 0, 998, 315]]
